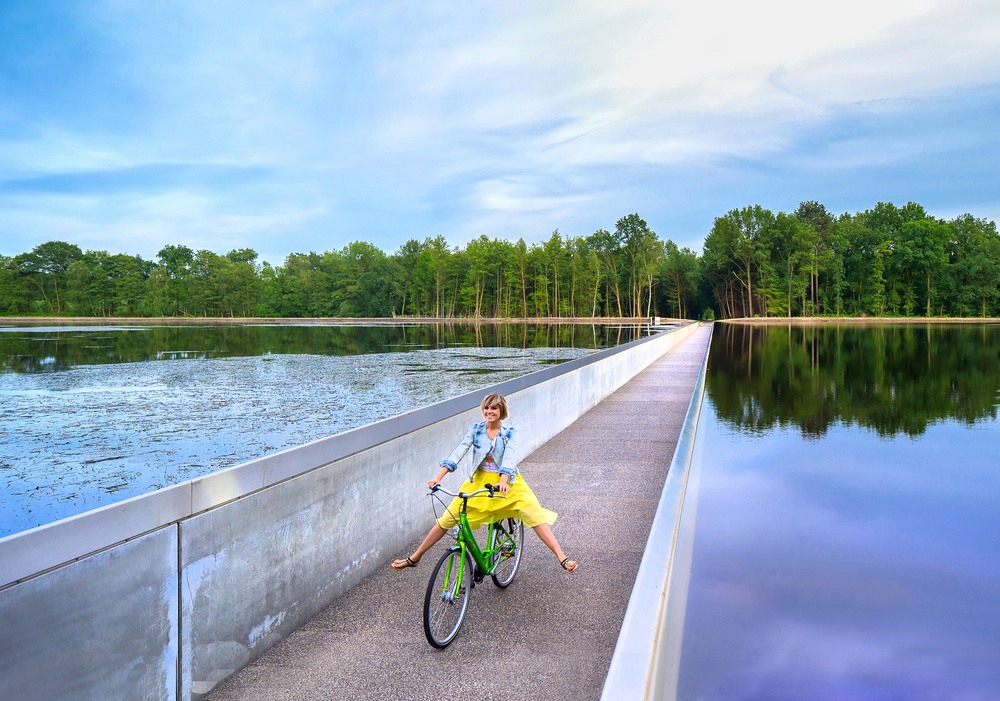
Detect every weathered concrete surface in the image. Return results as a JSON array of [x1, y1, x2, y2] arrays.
[[0, 526, 178, 701], [205, 324, 713, 701]]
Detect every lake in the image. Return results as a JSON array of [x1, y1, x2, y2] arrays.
[[0, 321, 648, 538], [676, 322, 1000, 700]]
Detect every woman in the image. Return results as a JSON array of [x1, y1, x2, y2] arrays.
[[392, 393, 578, 573]]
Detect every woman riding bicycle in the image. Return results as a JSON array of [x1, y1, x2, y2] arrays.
[[392, 393, 578, 573]]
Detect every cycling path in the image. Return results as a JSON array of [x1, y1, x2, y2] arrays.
[[206, 323, 713, 701]]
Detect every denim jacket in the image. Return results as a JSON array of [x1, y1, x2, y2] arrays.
[[441, 421, 519, 483]]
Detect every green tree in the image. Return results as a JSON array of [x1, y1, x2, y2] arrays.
[[461, 235, 493, 318], [794, 201, 836, 314], [0, 255, 30, 313], [410, 236, 452, 317], [542, 231, 566, 316], [333, 241, 402, 317], [587, 228, 624, 317], [769, 213, 815, 317], [615, 214, 661, 317], [106, 253, 149, 315], [155, 244, 195, 315], [146, 266, 173, 316], [13, 241, 84, 314], [660, 241, 699, 319], [255, 262, 282, 317], [702, 207, 775, 318], [948, 214, 1000, 317], [393, 239, 422, 316], [895, 218, 951, 316], [224, 248, 260, 316]]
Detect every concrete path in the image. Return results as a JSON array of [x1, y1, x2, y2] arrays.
[[206, 324, 713, 701]]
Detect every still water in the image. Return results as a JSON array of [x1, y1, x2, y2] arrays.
[[0, 322, 646, 538], [677, 323, 1000, 700]]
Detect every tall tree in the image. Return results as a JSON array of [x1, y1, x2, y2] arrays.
[[895, 218, 951, 316], [0, 255, 30, 313], [794, 201, 834, 313], [156, 244, 195, 315], [587, 228, 624, 317], [947, 214, 1000, 317], [615, 214, 660, 317], [703, 207, 774, 317], [13, 241, 83, 314], [661, 241, 699, 319]]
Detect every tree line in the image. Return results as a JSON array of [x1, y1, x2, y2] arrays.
[[2, 202, 997, 319], [704, 201, 1000, 318]]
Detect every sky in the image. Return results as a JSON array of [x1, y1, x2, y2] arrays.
[[1, 1, 998, 267]]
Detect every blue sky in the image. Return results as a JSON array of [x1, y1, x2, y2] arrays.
[[2, 1, 998, 267]]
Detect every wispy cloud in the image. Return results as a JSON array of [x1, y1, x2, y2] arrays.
[[1, 0, 998, 263]]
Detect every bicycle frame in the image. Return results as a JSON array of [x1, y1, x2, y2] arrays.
[[434, 485, 514, 587], [456, 509, 505, 573], [423, 483, 523, 648]]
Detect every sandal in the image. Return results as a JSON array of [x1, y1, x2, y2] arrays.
[[391, 556, 420, 570], [560, 557, 578, 573]]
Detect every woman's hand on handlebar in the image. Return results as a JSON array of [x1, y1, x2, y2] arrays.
[[427, 466, 449, 492], [496, 476, 510, 495]]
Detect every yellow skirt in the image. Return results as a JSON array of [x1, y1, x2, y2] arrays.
[[436, 469, 557, 530]]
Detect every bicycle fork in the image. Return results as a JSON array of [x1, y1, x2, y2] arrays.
[[440, 547, 467, 600]]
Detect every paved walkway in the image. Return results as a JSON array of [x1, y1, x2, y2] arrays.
[[206, 324, 713, 701]]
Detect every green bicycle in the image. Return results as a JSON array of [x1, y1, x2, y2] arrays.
[[423, 483, 525, 648]]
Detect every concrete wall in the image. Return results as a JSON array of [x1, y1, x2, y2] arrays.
[[0, 322, 699, 701], [0, 526, 179, 701]]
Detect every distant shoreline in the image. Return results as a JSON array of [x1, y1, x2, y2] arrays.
[[724, 317, 1000, 325], [0, 315, 667, 325], [4, 316, 997, 326]]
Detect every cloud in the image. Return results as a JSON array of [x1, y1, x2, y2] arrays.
[[770, 0, 1000, 107], [1, 0, 998, 261], [678, 404, 1000, 699]]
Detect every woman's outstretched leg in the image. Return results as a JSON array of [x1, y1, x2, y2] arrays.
[[391, 523, 448, 570], [532, 523, 578, 573]]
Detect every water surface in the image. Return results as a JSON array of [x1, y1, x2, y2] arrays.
[[677, 323, 1000, 700], [0, 322, 646, 537]]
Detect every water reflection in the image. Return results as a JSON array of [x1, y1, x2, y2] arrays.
[[0, 321, 650, 374], [676, 323, 1000, 700], [708, 323, 1000, 437]]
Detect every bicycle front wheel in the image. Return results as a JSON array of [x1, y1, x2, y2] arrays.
[[423, 547, 472, 648], [490, 518, 524, 588]]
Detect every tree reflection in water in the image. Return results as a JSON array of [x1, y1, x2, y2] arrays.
[[676, 322, 1000, 700], [708, 322, 1000, 438]]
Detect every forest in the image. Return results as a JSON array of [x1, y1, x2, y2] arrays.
[[1, 201, 998, 319]]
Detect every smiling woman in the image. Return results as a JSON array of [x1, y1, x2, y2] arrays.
[[391, 392, 578, 575]]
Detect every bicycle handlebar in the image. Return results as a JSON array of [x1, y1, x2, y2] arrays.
[[430, 484, 506, 499]]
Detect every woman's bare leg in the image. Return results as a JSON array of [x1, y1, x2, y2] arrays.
[[391, 524, 448, 569], [532, 523, 578, 572]]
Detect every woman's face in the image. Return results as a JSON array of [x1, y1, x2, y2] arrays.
[[482, 404, 502, 423]]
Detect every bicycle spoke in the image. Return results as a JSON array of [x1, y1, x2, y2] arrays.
[[423, 549, 472, 648], [490, 518, 524, 588]]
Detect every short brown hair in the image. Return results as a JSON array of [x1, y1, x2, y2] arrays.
[[481, 393, 509, 420]]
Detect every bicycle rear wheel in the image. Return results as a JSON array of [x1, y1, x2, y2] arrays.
[[490, 518, 524, 588], [423, 547, 472, 648]]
